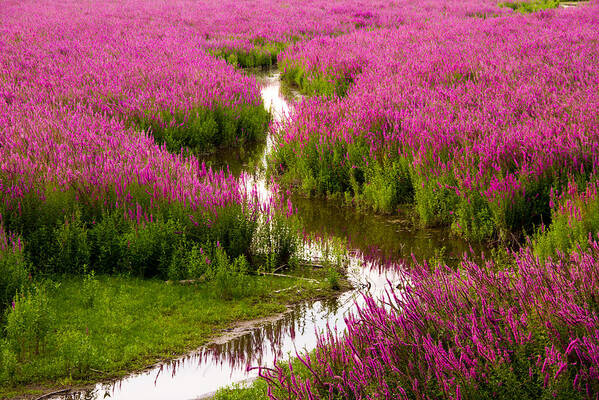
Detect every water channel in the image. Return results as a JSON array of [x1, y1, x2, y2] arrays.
[[51, 71, 474, 400]]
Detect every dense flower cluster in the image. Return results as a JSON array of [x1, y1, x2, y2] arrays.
[[274, 3, 599, 240], [262, 240, 599, 399], [0, 0, 316, 276], [257, 2, 599, 398]]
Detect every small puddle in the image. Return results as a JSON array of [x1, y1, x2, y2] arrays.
[[51, 70, 472, 400]]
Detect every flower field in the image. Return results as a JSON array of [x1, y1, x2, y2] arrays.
[[1, 0, 599, 397], [256, 2, 599, 399], [260, 239, 599, 399], [273, 4, 599, 241]]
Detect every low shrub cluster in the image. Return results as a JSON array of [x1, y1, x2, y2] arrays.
[[133, 104, 270, 155], [210, 40, 285, 69], [0, 228, 29, 310]]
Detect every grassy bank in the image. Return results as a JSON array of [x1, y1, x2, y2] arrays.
[[0, 264, 342, 399]]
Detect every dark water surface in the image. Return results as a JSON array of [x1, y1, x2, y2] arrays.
[[52, 71, 473, 400]]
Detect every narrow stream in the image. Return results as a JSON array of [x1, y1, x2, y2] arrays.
[[52, 71, 472, 400]]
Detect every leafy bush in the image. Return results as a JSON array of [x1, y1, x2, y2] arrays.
[[53, 328, 99, 374], [88, 211, 128, 274], [120, 218, 188, 277], [326, 267, 340, 290], [168, 242, 213, 281], [81, 270, 100, 309], [413, 174, 460, 228], [0, 340, 17, 385], [134, 104, 270, 154], [280, 62, 355, 97], [500, 0, 559, 13], [210, 41, 284, 69], [210, 248, 253, 300], [5, 285, 53, 362], [51, 210, 91, 274], [361, 157, 413, 213], [534, 181, 599, 260], [0, 232, 29, 310], [254, 213, 301, 271]]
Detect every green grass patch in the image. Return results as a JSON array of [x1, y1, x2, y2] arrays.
[[0, 270, 334, 398], [213, 380, 269, 400], [533, 182, 599, 260]]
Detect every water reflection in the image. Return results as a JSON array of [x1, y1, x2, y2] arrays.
[[293, 196, 481, 264], [51, 70, 465, 400], [203, 71, 298, 176], [56, 259, 402, 400]]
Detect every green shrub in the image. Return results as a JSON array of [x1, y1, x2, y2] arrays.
[[210, 41, 284, 69], [326, 267, 341, 290], [255, 213, 300, 271], [0, 339, 17, 385], [51, 210, 90, 274], [81, 270, 100, 309], [452, 191, 495, 241], [211, 248, 253, 300], [88, 211, 128, 274], [500, 0, 559, 13], [362, 157, 413, 213], [209, 205, 258, 264], [534, 191, 599, 260], [5, 285, 53, 362], [120, 218, 188, 278], [280, 61, 356, 97], [0, 241, 29, 310], [133, 104, 270, 154], [413, 174, 460, 228], [213, 380, 270, 400], [167, 243, 212, 281], [53, 328, 99, 374]]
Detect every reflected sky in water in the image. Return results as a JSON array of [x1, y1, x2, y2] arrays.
[[52, 70, 472, 400]]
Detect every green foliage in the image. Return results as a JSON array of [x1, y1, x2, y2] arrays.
[[255, 213, 301, 271], [88, 211, 128, 274], [53, 328, 99, 375], [452, 191, 495, 241], [280, 62, 355, 98], [5, 284, 53, 362], [361, 157, 413, 213], [534, 193, 599, 260], [210, 205, 259, 263], [0, 272, 324, 391], [326, 267, 340, 290], [51, 210, 91, 274], [133, 103, 270, 155], [211, 248, 253, 300], [0, 339, 17, 385], [213, 380, 270, 400], [0, 243, 29, 309], [413, 174, 460, 228], [499, 0, 559, 13], [168, 243, 211, 281], [0, 182, 299, 280], [81, 270, 100, 309], [120, 218, 187, 277], [210, 41, 285, 69]]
